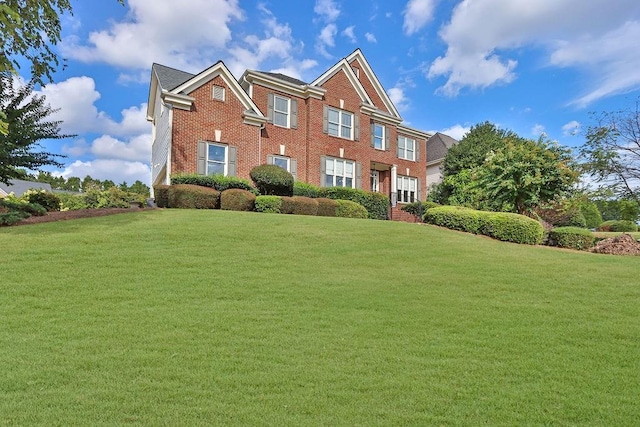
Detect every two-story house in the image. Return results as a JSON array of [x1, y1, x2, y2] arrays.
[[146, 49, 431, 220]]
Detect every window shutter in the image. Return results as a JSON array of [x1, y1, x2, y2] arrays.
[[397, 137, 401, 158], [320, 156, 327, 186], [267, 93, 274, 123], [354, 114, 360, 141], [370, 122, 375, 147], [417, 178, 422, 201], [415, 139, 420, 162], [267, 154, 274, 165], [197, 141, 206, 175], [322, 105, 328, 134], [228, 146, 237, 177], [355, 162, 362, 189], [385, 126, 391, 151], [290, 159, 297, 180], [291, 99, 298, 129]]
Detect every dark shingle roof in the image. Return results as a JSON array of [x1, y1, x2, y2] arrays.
[[427, 133, 458, 162], [259, 71, 307, 86], [152, 63, 195, 91]]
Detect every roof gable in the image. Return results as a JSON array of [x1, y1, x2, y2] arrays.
[[310, 52, 374, 107]]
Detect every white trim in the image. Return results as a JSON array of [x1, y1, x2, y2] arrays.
[[241, 70, 325, 99], [325, 157, 356, 188], [311, 60, 373, 106], [206, 142, 228, 176], [327, 106, 354, 140], [397, 124, 431, 140], [273, 94, 290, 128], [397, 175, 418, 203], [398, 135, 416, 161], [272, 155, 291, 172], [373, 123, 385, 150]]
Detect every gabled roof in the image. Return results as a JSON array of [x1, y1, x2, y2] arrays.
[[427, 133, 458, 162], [240, 69, 325, 100], [311, 49, 401, 121], [0, 179, 52, 197], [259, 72, 307, 86], [147, 61, 266, 126]]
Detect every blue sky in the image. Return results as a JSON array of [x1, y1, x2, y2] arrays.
[[21, 0, 640, 185]]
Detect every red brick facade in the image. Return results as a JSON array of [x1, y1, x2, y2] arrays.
[[149, 50, 430, 221]]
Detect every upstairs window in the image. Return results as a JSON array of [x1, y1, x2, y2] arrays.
[[268, 94, 298, 129], [327, 107, 354, 140], [373, 124, 384, 149], [398, 136, 416, 161]]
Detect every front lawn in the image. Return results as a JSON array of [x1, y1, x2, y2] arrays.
[[1, 210, 638, 425]]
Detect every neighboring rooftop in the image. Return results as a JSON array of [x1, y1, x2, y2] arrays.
[[0, 179, 52, 197], [427, 132, 458, 162]]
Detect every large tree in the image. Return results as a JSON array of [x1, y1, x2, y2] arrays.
[[580, 97, 640, 203], [0, 76, 71, 184]]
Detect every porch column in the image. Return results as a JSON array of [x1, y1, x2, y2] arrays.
[[390, 164, 398, 207]]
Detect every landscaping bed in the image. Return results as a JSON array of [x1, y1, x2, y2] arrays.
[[12, 207, 153, 226]]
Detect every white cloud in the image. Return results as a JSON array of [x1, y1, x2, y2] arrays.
[[316, 24, 338, 58], [56, 160, 151, 186], [403, 0, 437, 35], [562, 120, 582, 136], [427, 0, 640, 103], [438, 124, 470, 141], [388, 87, 410, 113], [342, 26, 357, 43], [532, 124, 546, 136], [314, 0, 340, 22], [61, 0, 244, 72], [91, 134, 151, 162], [365, 32, 377, 43]]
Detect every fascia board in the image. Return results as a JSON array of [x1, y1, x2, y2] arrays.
[[311, 60, 373, 105]]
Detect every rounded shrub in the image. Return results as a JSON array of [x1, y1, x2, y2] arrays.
[[480, 212, 545, 245], [154, 185, 170, 208], [24, 190, 61, 212], [547, 227, 595, 250], [424, 206, 483, 234], [322, 187, 389, 220], [555, 209, 587, 228], [579, 200, 603, 229], [316, 198, 338, 217], [401, 201, 441, 220], [279, 196, 319, 215], [335, 199, 368, 219], [220, 189, 256, 211], [597, 220, 638, 232], [168, 184, 220, 209], [249, 164, 294, 196], [254, 195, 283, 213], [293, 182, 321, 198]]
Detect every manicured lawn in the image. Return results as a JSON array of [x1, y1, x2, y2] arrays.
[[1, 209, 638, 425]]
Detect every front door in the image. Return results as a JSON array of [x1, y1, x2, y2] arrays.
[[370, 170, 380, 192]]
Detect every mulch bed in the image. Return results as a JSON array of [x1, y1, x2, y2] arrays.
[[13, 207, 155, 226], [591, 233, 640, 256]]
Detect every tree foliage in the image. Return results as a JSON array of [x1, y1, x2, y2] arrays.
[[0, 76, 70, 184], [580, 97, 640, 203]]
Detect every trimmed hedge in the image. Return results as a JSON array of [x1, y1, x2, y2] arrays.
[[424, 206, 544, 245], [335, 199, 369, 219], [316, 198, 338, 217], [250, 164, 294, 196], [168, 184, 220, 209], [154, 185, 170, 208], [171, 173, 258, 194], [401, 201, 441, 219], [279, 196, 319, 215], [547, 227, 595, 250], [220, 189, 256, 211], [321, 187, 388, 220], [254, 196, 283, 213], [597, 220, 638, 232], [293, 182, 321, 198]]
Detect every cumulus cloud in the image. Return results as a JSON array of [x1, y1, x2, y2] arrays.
[[314, 0, 340, 22], [403, 0, 437, 35], [56, 159, 151, 185], [316, 24, 338, 58], [61, 0, 244, 72], [532, 124, 546, 137], [342, 26, 357, 43], [430, 124, 470, 141], [427, 0, 640, 103], [365, 32, 377, 43], [562, 120, 582, 136]]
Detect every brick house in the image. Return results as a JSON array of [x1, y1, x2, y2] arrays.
[[146, 49, 431, 220]]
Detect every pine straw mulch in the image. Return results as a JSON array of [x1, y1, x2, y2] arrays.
[[591, 233, 640, 256], [12, 207, 155, 226]]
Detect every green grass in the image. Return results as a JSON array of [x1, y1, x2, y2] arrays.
[[1, 209, 639, 425]]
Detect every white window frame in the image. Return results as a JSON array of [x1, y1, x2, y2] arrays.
[[325, 157, 355, 188], [272, 155, 290, 172], [327, 107, 354, 140], [397, 175, 417, 203], [398, 136, 416, 161], [373, 123, 385, 150], [273, 95, 290, 128], [206, 142, 228, 176]]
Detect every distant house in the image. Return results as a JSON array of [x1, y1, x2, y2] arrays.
[[147, 48, 432, 220], [0, 179, 52, 197], [426, 133, 458, 192]]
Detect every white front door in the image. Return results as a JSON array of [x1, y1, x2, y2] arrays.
[[370, 170, 380, 192]]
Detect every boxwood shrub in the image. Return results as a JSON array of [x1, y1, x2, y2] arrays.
[[335, 199, 369, 219], [220, 189, 256, 211], [171, 173, 258, 194], [401, 201, 441, 220], [254, 195, 283, 213], [153, 185, 170, 208], [596, 220, 638, 232], [425, 206, 544, 245], [0, 211, 30, 226], [316, 198, 338, 217], [293, 182, 322, 198], [321, 187, 388, 220], [250, 164, 294, 196], [547, 227, 595, 250], [168, 184, 220, 209], [279, 196, 319, 215]]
